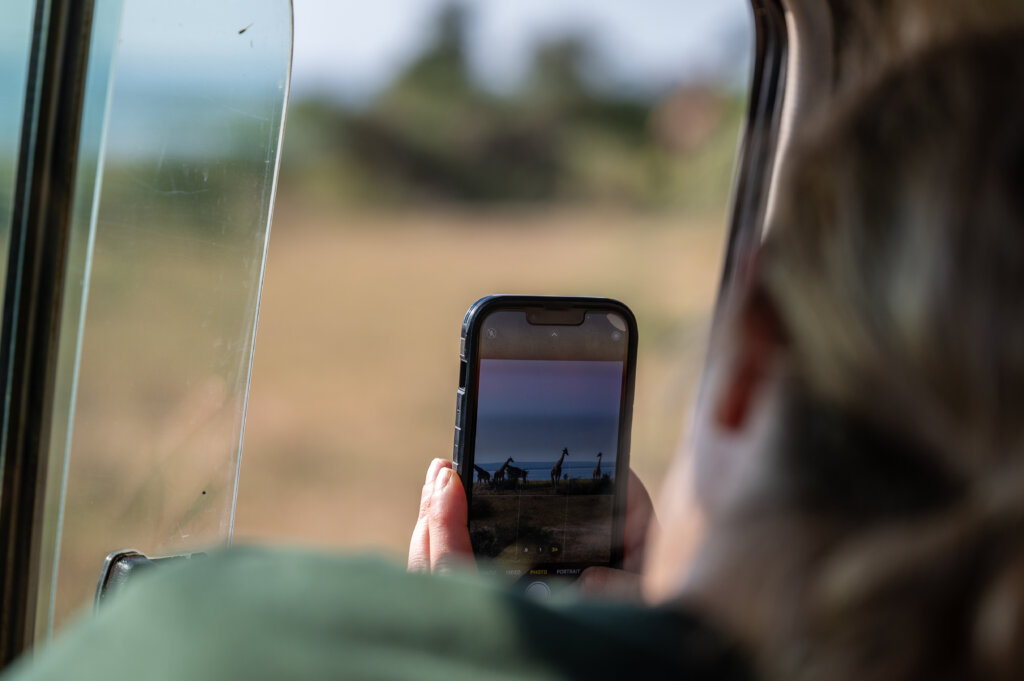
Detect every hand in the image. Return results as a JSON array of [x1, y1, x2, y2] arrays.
[[408, 458, 658, 597], [408, 458, 474, 573], [577, 470, 658, 600]]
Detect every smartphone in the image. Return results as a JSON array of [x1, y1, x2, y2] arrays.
[[454, 295, 637, 596]]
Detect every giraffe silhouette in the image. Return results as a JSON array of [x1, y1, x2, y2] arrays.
[[592, 452, 603, 480], [473, 464, 491, 485], [550, 447, 569, 487], [493, 457, 513, 484], [507, 464, 528, 487]]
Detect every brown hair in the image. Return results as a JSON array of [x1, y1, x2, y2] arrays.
[[835, 0, 1024, 82], [749, 23, 1024, 681]]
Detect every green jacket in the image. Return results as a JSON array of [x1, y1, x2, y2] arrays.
[[2, 548, 753, 680]]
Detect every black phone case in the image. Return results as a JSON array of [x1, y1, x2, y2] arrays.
[[453, 294, 638, 571]]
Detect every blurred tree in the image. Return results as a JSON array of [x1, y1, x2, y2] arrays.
[[278, 2, 742, 212], [525, 37, 590, 107], [387, 4, 475, 102], [350, 3, 564, 202]]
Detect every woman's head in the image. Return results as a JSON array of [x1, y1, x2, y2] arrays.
[[648, 24, 1024, 681]]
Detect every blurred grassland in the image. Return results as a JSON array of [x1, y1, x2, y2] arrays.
[[233, 204, 727, 555]]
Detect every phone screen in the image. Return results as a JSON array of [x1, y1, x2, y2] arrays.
[[467, 309, 630, 586]]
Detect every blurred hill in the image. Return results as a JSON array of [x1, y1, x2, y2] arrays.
[[279, 4, 745, 214]]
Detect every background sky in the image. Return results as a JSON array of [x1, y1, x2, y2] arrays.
[[290, 0, 753, 102], [474, 359, 622, 471]]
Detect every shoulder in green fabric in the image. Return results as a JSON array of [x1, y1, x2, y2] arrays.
[[1, 547, 755, 681]]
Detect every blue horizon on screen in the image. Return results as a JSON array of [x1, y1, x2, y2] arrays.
[[474, 359, 622, 470]]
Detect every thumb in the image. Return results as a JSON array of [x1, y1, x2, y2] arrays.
[[577, 566, 643, 601], [428, 467, 474, 572]]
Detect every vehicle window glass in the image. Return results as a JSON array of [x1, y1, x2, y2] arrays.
[[0, 1, 35, 328], [237, 1, 752, 555], [32, 0, 124, 643], [43, 0, 291, 635]]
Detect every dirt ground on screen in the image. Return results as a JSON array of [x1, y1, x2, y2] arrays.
[[473, 488, 615, 563], [232, 199, 724, 558]]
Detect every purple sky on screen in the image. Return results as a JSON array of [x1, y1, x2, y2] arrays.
[[474, 359, 622, 468]]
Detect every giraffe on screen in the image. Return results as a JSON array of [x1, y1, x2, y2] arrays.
[[550, 448, 569, 487], [493, 457, 513, 484]]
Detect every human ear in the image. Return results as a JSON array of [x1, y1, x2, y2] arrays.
[[714, 289, 785, 432]]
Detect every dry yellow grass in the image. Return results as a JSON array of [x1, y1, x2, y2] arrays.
[[234, 202, 726, 558], [45, 201, 725, 633]]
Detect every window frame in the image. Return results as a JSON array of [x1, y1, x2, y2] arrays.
[[0, 0, 97, 666]]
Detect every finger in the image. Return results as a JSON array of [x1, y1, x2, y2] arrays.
[[409, 459, 452, 571], [425, 457, 449, 484], [624, 470, 658, 574], [578, 567, 643, 601], [408, 515, 430, 572], [418, 459, 450, 520], [425, 459, 449, 494], [427, 467, 474, 573], [409, 478, 436, 572]]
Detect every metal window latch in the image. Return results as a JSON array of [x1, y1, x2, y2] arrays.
[[94, 550, 205, 609]]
